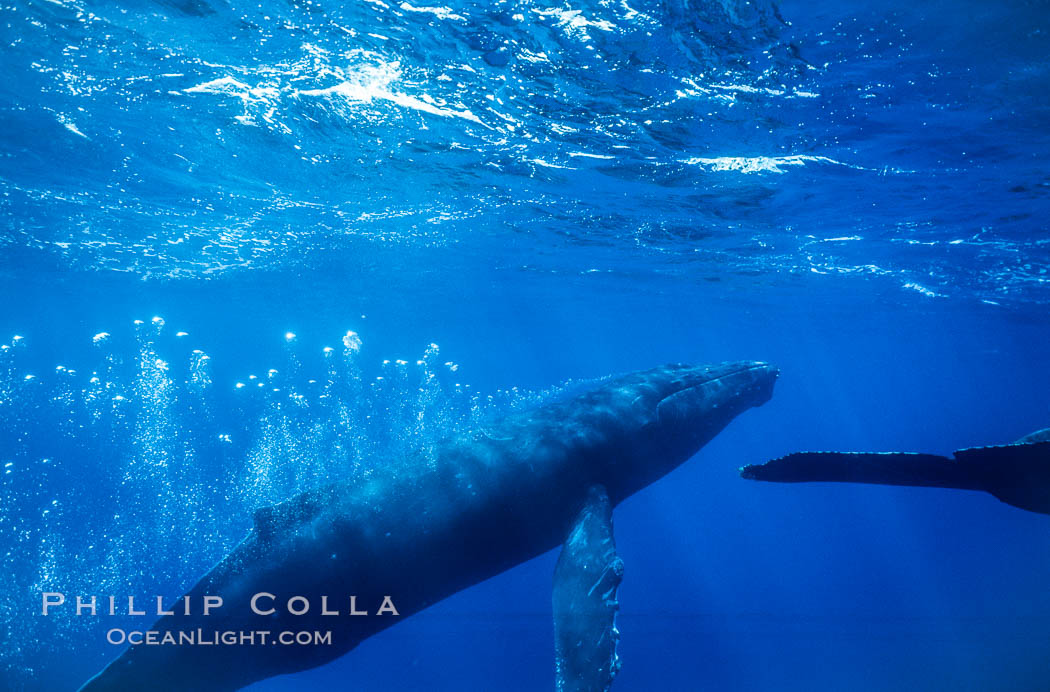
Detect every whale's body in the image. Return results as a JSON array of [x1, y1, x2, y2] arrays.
[[80, 361, 777, 691]]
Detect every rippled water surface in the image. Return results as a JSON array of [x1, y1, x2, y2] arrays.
[[3, 0, 1048, 302], [2, 0, 1049, 690]]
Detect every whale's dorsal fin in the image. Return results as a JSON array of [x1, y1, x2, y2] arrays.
[[251, 489, 328, 542], [252, 505, 277, 540], [553, 484, 623, 692]]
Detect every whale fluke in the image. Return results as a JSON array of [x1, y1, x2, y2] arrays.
[[553, 485, 623, 692], [741, 434, 1050, 515]]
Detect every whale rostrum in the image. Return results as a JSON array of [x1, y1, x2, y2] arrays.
[[79, 361, 778, 691]]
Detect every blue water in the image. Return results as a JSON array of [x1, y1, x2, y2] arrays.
[[2, 0, 1049, 689]]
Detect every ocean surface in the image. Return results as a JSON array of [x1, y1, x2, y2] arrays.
[[1, 0, 1049, 689]]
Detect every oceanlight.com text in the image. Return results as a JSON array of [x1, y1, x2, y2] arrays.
[[106, 629, 333, 647]]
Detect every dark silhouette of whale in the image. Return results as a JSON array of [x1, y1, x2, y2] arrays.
[[741, 428, 1050, 514], [80, 361, 778, 692]]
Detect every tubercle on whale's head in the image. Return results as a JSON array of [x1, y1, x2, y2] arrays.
[[653, 361, 777, 441], [603, 361, 778, 496]]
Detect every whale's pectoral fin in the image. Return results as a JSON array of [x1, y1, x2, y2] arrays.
[[741, 445, 1050, 515], [553, 485, 623, 692], [740, 451, 986, 490]]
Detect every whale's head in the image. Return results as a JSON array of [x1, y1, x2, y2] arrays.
[[593, 361, 778, 500]]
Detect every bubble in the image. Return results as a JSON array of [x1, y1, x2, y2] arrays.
[[0, 321, 550, 675], [176, 332, 189, 337], [23, 375, 35, 381], [342, 330, 362, 352], [92, 332, 111, 344], [285, 332, 297, 342], [151, 316, 165, 327]]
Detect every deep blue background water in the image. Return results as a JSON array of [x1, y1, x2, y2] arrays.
[[2, 0, 1049, 690]]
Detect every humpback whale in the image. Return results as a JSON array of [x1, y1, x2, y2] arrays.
[[741, 428, 1050, 514], [79, 361, 778, 691]]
